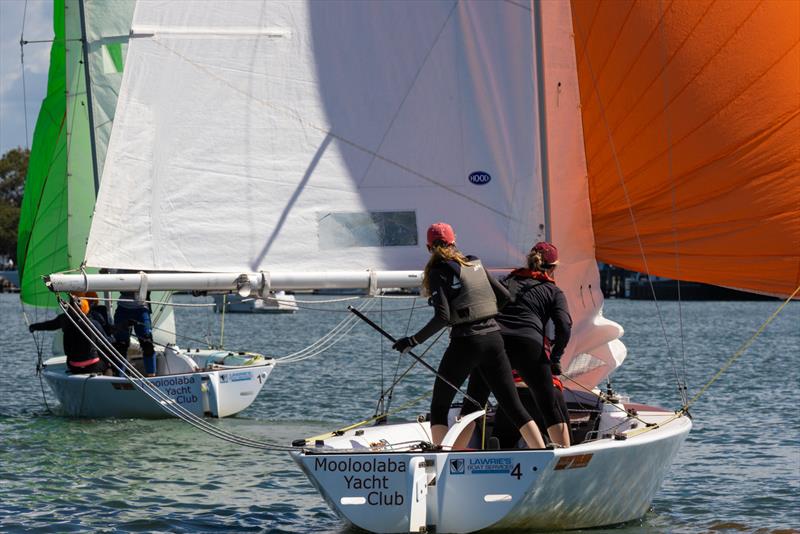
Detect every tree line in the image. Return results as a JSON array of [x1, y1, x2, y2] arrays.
[[0, 147, 29, 265]]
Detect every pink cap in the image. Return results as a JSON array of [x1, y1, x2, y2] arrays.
[[427, 222, 456, 247], [532, 241, 559, 265]]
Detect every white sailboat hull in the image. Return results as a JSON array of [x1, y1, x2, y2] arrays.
[[42, 351, 274, 418], [291, 404, 691, 533]]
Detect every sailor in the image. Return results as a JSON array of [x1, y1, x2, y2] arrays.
[[491, 337, 573, 448], [113, 279, 156, 377], [29, 292, 112, 375], [392, 222, 546, 449], [463, 241, 572, 447]]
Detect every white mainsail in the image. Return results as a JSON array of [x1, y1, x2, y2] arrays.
[[70, 0, 624, 388], [87, 0, 544, 273]]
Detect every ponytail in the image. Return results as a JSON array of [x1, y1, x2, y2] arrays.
[[526, 250, 546, 272], [422, 243, 469, 296]]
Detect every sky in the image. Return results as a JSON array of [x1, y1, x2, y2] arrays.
[[0, 0, 53, 155]]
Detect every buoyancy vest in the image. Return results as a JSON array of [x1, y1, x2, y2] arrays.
[[446, 259, 498, 325]]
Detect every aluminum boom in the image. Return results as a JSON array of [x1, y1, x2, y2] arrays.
[[45, 271, 424, 295]]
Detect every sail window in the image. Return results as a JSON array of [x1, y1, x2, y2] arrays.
[[318, 211, 418, 248]]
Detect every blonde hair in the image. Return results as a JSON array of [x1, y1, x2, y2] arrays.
[[422, 243, 470, 296], [526, 250, 547, 272]]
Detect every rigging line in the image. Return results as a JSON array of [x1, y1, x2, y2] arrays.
[[275, 314, 361, 361], [383, 295, 422, 415], [276, 299, 375, 362], [275, 313, 365, 364], [147, 40, 515, 222], [146, 291, 172, 333], [681, 284, 800, 414], [559, 373, 652, 427], [58, 297, 295, 451], [115, 314, 265, 358], [378, 297, 385, 415], [349, 306, 483, 407], [299, 389, 434, 446], [381, 329, 447, 414], [571, 14, 685, 404], [356, 0, 458, 187], [83, 295, 215, 308], [20, 38, 83, 45], [20, 0, 30, 148], [658, 0, 689, 405], [21, 301, 54, 414], [278, 300, 377, 363]]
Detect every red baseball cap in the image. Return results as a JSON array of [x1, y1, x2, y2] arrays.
[[532, 241, 559, 265], [427, 222, 456, 247]]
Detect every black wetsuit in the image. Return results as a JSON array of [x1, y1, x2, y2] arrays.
[[463, 272, 572, 429], [411, 257, 533, 429]]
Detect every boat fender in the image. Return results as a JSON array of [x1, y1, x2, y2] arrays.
[[292, 438, 307, 447]]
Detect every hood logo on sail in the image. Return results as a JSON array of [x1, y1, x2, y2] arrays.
[[468, 171, 492, 185]]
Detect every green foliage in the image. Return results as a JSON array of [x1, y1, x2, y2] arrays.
[[0, 203, 21, 260], [0, 147, 29, 259]]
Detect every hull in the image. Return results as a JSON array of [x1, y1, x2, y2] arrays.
[[292, 401, 691, 533], [42, 350, 275, 418]]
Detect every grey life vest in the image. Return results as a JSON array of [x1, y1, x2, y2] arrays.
[[447, 259, 499, 325]]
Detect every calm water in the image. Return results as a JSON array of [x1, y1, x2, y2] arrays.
[[1, 292, 798, 533]]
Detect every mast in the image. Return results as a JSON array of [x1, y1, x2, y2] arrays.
[[532, 0, 551, 242], [77, 0, 100, 194]]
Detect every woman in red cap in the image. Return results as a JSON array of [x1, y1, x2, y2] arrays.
[[462, 241, 572, 447], [392, 223, 546, 449]]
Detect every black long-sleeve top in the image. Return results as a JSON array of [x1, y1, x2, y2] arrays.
[[30, 307, 111, 363], [495, 276, 572, 364], [412, 256, 510, 344]]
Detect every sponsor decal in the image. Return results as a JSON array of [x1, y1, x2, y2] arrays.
[[554, 453, 593, 470], [229, 371, 252, 382], [468, 171, 492, 185], [450, 458, 465, 475], [467, 456, 513, 475]]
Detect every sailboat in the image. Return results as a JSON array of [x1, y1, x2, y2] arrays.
[[212, 290, 299, 314], [43, 0, 798, 530], [18, 0, 275, 419]]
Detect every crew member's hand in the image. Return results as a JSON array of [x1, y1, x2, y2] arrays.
[[392, 336, 418, 354], [550, 361, 562, 376]]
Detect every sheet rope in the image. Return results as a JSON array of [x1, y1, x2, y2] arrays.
[[55, 295, 298, 451]]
